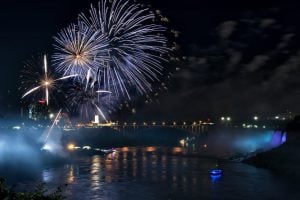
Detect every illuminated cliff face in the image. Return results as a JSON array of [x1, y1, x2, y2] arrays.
[[271, 130, 287, 148]]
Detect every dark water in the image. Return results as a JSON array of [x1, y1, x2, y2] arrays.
[[12, 147, 300, 200]]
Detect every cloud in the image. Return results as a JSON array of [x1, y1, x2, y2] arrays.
[[218, 21, 238, 39], [276, 33, 295, 49], [226, 50, 243, 72], [262, 50, 300, 90], [135, 8, 300, 120], [245, 55, 269, 72], [187, 57, 207, 65], [259, 18, 276, 28]]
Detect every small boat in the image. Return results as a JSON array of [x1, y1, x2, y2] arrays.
[[210, 169, 223, 175]]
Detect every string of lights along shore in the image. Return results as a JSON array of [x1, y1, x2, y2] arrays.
[[20, 0, 178, 122]]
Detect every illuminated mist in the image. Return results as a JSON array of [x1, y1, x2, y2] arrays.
[[189, 128, 287, 158]]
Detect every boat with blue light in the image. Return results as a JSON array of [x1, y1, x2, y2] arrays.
[[210, 169, 223, 175]]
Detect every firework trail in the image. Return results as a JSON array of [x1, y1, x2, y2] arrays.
[[21, 55, 77, 105], [44, 109, 62, 143]]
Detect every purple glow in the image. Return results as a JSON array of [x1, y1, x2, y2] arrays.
[[270, 130, 284, 148], [281, 132, 287, 144]]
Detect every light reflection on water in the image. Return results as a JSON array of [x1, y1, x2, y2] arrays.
[[14, 147, 300, 200], [91, 156, 101, 191], [67, 165, 75, 184]]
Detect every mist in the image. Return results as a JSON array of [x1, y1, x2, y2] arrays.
[[190, 128, 286, 158], [0, 124, 68, 183], [40, 128, 66, 157], [0, 129, 42, 182]]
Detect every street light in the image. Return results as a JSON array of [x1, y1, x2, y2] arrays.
[[253, 116, 258, 121], [49, 113, 55, 119]]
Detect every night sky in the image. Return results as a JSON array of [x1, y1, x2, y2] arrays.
[[1, 0, 300, 120]]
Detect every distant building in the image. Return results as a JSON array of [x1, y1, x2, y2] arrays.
[[28, 99, 49, 121], [94, 115, 100, 124], [266, 110, 296, 121], [57, 112, 72, 128]]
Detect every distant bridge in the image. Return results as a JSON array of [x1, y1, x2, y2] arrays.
[[75, 121, 214, 135]]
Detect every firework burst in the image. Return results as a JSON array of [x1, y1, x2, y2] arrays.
[[80, 0, 170, 98], [66, 81, 112, 122], [21, 55, 77, 105], [53, 22, 109, 82], [53, 0, 171, 100]]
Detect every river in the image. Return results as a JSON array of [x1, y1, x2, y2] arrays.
[[11, 147, 300, 200]]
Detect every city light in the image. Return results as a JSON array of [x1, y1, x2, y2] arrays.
[[253, 116, 258, 121], [221, 117, 225, 121], [179, 139, 185, 146], [49, 113, 55, 119], [67, 143, 75, 151]]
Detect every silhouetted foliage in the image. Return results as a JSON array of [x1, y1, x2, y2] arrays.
[[0, 177, 66, 200]]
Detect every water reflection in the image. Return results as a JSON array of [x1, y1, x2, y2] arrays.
[[210, 174, 222, 183], [42, 169, 52, 183], [91, 156, 101, 190], [172, 147, 183, 154], [121, 147, 129, 152], [66, 165, 75, 184], [146, 146, 156, 152], [14, 147, 300, 200]]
